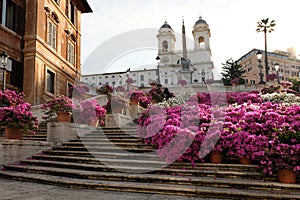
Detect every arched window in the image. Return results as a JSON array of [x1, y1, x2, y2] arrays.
[[198, 36, 205, 48], [162, 41, 168, 51]]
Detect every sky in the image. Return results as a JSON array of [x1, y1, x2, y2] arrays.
[[81, 0, 300, 78]]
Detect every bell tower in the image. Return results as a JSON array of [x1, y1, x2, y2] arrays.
[[157, 21, 176, 54], [192, 16, 211, 51]]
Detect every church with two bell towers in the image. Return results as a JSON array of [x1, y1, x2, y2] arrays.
[[157, 16, 214, 86]]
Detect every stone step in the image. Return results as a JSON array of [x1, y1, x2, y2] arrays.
[[22, 138, 47, 141], [31, 154, 166, 166], [4, 165, 300, 193], [42, 150, 259, 170], [62, 141, 148, 147], [70, 138, 143, 143], [0, 170, 299, 199], [43, 150, 160, 159], [83, 134, 140, 138], [32, 154, 260, 172], [52, 146, 155, 152], [80, 135, 140, 139], [95, 128, 138, 132], [18, 159, 265, 179]]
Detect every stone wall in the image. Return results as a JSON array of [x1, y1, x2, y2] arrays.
[[0, 139, 52, 166]]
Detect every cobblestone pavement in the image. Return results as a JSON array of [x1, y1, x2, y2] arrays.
[[0, 178, 228, 200]]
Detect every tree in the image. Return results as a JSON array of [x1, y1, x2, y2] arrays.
[[221, 58, 246, 86], [256, 18, 276, 77], [289, 77, 300, 93]]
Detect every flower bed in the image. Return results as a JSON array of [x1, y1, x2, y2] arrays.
[[137, 91, 300, 176]]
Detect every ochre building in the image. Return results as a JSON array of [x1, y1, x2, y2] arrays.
[[0, 0, 92, 105]]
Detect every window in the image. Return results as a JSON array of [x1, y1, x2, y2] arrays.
[[140, 75, 144, 81], [1, 0, 18, 32], [67, 42, 75, 65], [112, 81, 115, 85], [98, 82, 102, 85], [105, 76, 108, 79], [198, 36, 205, 48], [112, 75, 115, 78], [5, 0, 15, 30], [48, 21, 57, 49], [162, 40, 168, 51], [66, 0, 76, 25], [46, 69, 55, 94], [165, 79, 168, 84]]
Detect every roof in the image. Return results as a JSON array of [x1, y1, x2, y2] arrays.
[[194, 16, 207, 25], [160, 21, 173, 30], [72, 0, 93, 13]]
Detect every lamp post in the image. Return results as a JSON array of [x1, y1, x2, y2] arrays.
[[156, 55, 160, 84], [119, 74, 123, 86], [125, 67, 130, 91], [1, 52, 8, 92], [256, 51, 265, 84], [274, 63, 280, 84]]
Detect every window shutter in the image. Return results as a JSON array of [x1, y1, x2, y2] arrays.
[[48, 22, 52, 45], [52, 24, 56, 49]]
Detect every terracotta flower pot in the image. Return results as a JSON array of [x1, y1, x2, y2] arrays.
[[209, 152, 222, 163], [130, 99, 139, 106], [57, 112, 72, 122], [239, 158, 253, 165], [278, 169, 296, 184], [5, 127, 23, 140]]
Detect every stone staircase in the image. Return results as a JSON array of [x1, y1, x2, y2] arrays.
[[0, 127, 299, 199], [23, 121, 48, 141]]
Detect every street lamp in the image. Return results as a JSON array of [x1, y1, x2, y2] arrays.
[[119, 73, 123, 86], [256, 51, 265, 84], [1, 52, 8, 92], [274, 63, 280, 84], [125, 67, 130, 91], [156, 55, 160, 84]]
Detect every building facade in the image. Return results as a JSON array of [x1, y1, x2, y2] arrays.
[[238, 48, 300, 85], [81, 16, 215, 88], [157, 17, 214, 86], [81, 67, 158, 88], [0, 0, 92, 105]]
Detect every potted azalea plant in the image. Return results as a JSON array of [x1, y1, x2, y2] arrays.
[[126, 90, 146, 105], [74, 99, 106, 126], [0, 89, 25, 107], [178, 79, 188, 86], [259, 125, 300, 184], [0, 90, 39, 139], [41, 95, 74, 122]]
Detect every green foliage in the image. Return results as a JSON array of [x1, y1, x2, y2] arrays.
[[256, 18, 276, 33], [289, 77, 300, 93], [221, 58, 246, 86]]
